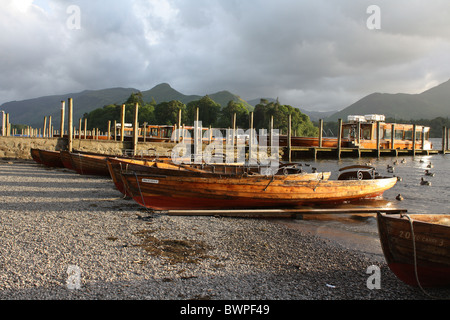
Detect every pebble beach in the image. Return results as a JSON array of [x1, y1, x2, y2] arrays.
[[0, 159, 449, 304]]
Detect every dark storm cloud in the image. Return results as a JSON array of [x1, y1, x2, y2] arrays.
[[1, 0, 450, 111]]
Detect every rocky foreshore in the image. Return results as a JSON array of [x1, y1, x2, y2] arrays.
[[0, 159, 448, 303]]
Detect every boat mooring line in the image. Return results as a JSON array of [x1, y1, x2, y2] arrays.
[[404, 214, 443, 300], [134, 172, 150, 214], [263, 175, 274, 191]]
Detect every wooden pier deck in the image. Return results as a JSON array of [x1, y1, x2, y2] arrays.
[[286, 146, 446, 160]]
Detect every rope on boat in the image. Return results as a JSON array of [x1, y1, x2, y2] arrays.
[[263, 175, 274, 191], [119, 162, 129, 199], [134, 172, 150, 213], [78, 153, 84, 175], [403, 214, 440, 299]]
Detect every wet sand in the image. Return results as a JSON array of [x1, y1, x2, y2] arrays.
[[0, 158, 449, 305]]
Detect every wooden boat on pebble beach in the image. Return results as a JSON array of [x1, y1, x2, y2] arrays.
[[37, 149, 65, 168], [120, 167, 397, 210], [377, 212, 450, 287], [68, 152, 112, 176], [30, 148, 43, 164], [107, 157, 331, 197]]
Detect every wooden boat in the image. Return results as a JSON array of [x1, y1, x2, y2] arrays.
[[66, 150, 167, 176], [37, 149, 65, 168], [60, 150, 128, 171], [30, 148, 42, 164], [69, 152, 111, 176], [107, 158, 196, 196], [60, 150, 74, 170], [377, 212, 450, 287], [120, 169, 396, 210], [279, 136, 343, 148], [107, 157, 331, 197]]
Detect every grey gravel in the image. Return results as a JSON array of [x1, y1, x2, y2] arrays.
[[0, 159, 449, 301]]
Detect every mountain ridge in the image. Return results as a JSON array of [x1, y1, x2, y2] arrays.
[[1, 84, 254, 128], [3, 78, 450, 129], [328, 78, 450, 121]]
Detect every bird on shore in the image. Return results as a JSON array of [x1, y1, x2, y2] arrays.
[[396, 194, 404, 201], [401, 158, 406, 164], [427, 162, 433, 168], [425, 170, 435, 177], [420, 177, 431, 186], [387, 165, 394, 173]]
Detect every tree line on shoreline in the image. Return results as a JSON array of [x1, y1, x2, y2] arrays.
[[82, 92, 319, 137]]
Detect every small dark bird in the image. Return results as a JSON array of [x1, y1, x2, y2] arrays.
[[396, 194, 404, 201], [401, 158, 406, 164], [420, 177, 431, 186], [427, 162, 433, 168], [387, 165, 394, 173], [425, 170, 435, 177]]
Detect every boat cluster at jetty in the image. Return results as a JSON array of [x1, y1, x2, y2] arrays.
[[32, 148, 397, 211], [27, 148, 450, 295]]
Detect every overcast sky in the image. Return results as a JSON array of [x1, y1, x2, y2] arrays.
[[1, 0, 450, 111]]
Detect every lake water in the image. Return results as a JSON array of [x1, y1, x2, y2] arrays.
[[278, 138, 450, 255]]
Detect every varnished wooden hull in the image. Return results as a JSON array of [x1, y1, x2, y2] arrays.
[[107, 158, 331, 197], [38, 149, 64, 168], [30, 148, 42, 164], [377, 213, 450, 287], [107, 158, 191, 196], [280, 136, 342, 148], [69, 152, 110, 176], [121, 172, 396, 210], [60, 150, 74, 170]]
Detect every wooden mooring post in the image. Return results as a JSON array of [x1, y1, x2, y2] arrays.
[[376, 121, 380, 158], [318, 119, 323, 148], [133, 103, 139, 155], [288, 114, 292, 162], [60, 101, 65, 138], [1, 110, 5, 137], [442, 126, 447, 154], [68, 98, 73, 152], [120, 104, 125, 142], [337, 119, 342, 159], [42, 116, 47, 138]]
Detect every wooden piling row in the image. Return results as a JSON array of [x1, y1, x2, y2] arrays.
[[3, 98, 450, 161]]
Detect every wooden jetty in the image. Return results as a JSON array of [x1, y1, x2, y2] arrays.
[[284, 115, 447, 160], [3, 98, 450, 162]]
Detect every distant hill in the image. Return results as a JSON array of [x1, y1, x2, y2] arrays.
[[141, 83, 199, 104], [1, 87, 137, 129], [328, 78, 450, 121], [247, 98, 335, 122], [1, 83, 253, 128]]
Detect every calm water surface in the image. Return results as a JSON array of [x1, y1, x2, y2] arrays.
[[281, 138, 450, 253]]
